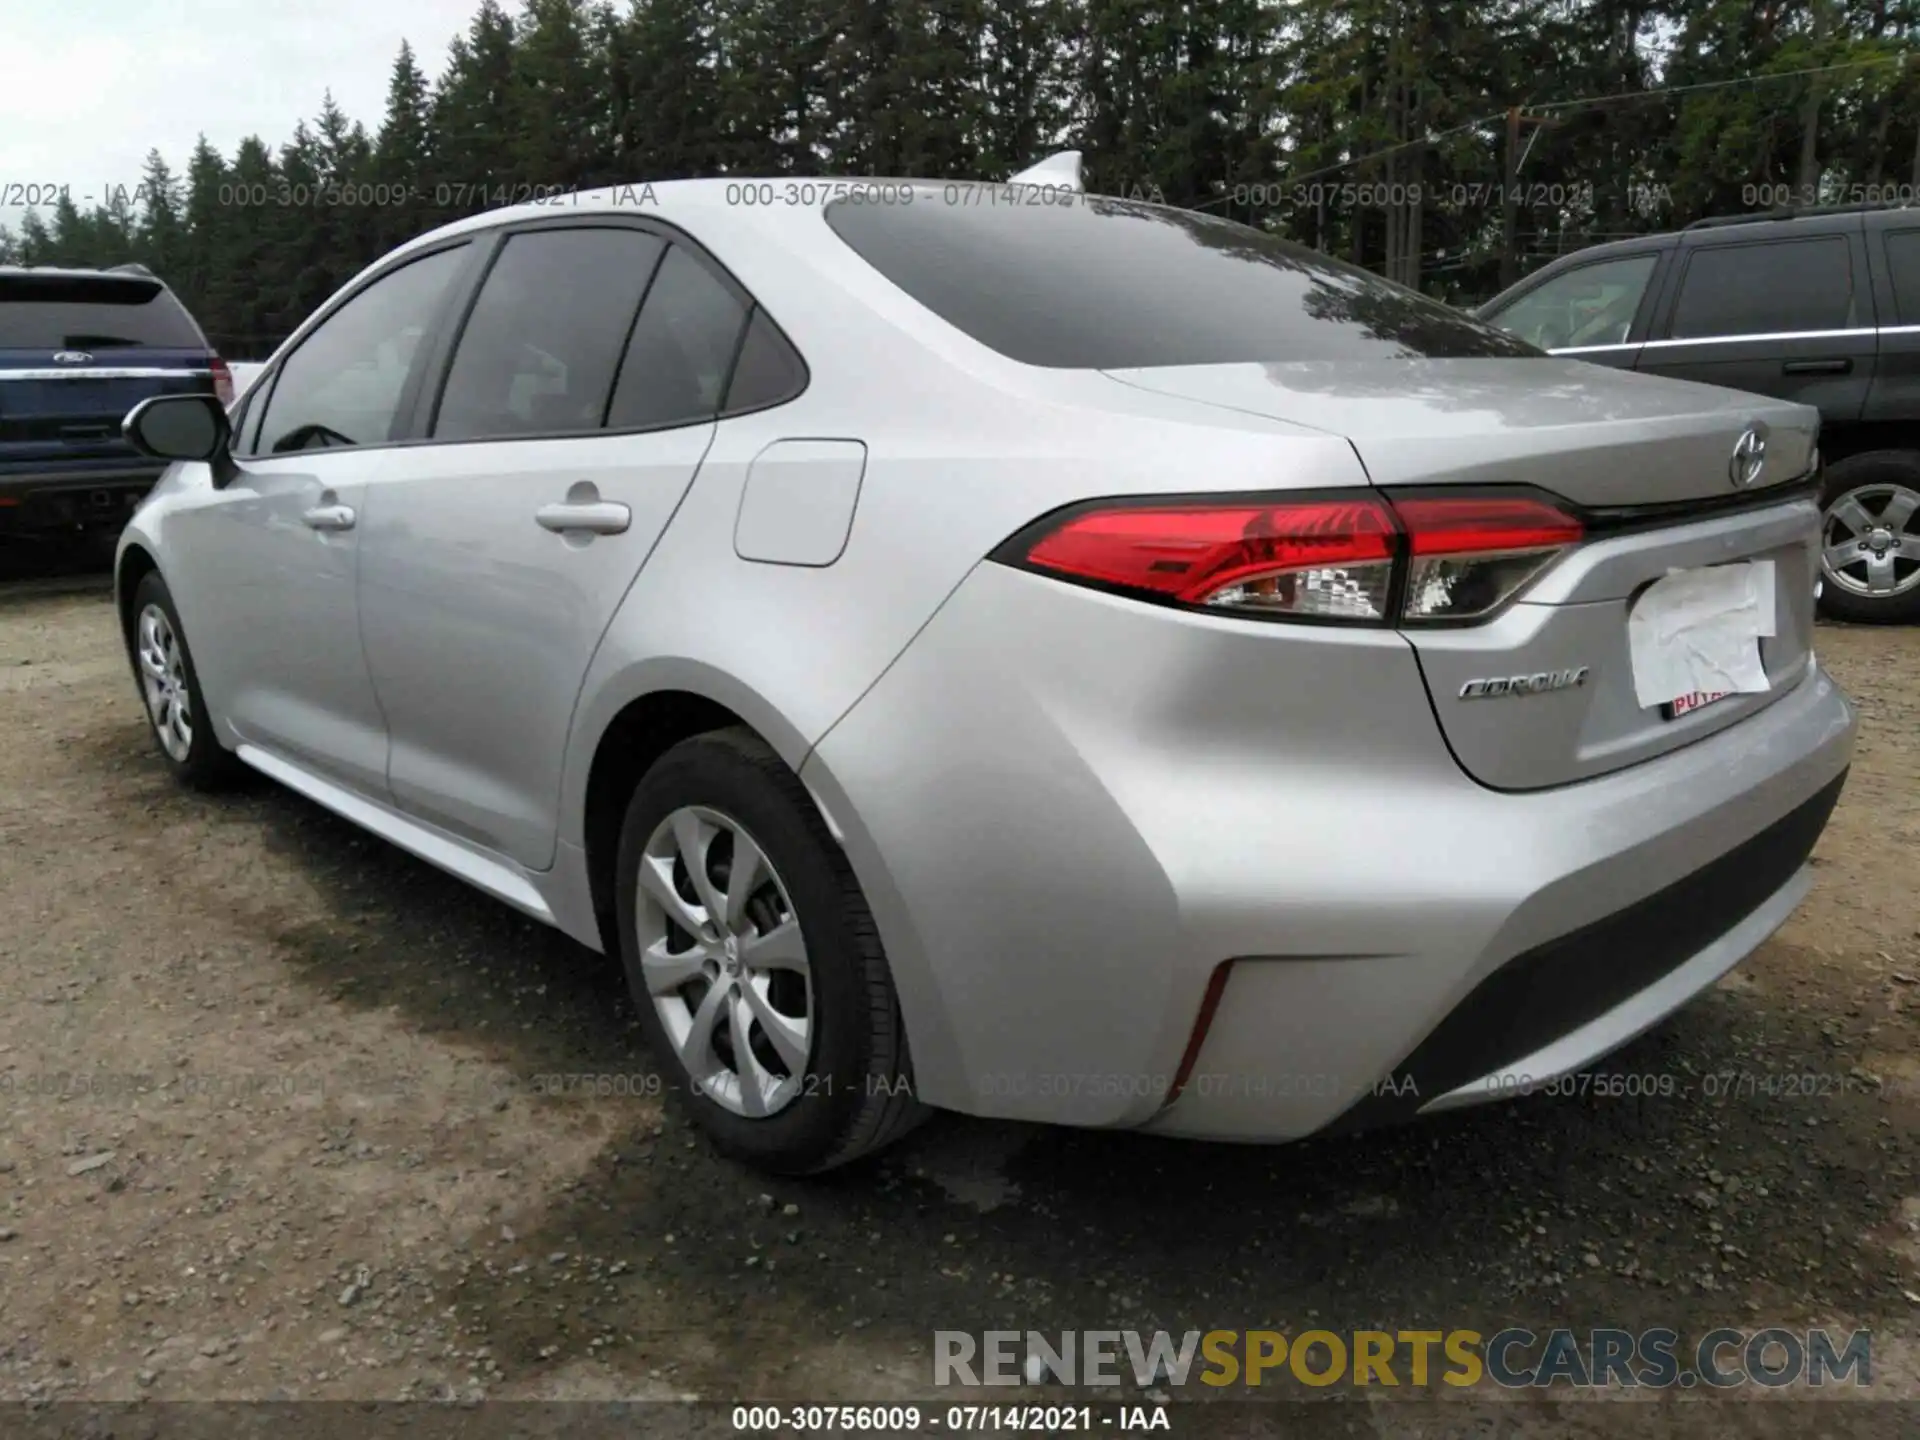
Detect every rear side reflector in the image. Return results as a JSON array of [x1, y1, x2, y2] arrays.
[[999, 488, 1585, 627], [1163, 961, 1233, 1108]]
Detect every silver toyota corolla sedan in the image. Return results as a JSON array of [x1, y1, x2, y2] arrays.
[[114, 169, 1856, 1174]]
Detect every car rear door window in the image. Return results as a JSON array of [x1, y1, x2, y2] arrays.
[[249, 244, 468, 455], [0, 273, 203, 349], [1484, 254, 1658, 350], [605, 244, 751, 430], [433, 227, 667, 441], [1884, 229, 1920, 325], [824, 192, 1536, 366], [1670, 237, 1856, 340]]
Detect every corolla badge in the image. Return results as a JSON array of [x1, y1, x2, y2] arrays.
[[1458, 667, 1590, 700], [51, 350, 93, 364], [1729, 425, 1768, 489]]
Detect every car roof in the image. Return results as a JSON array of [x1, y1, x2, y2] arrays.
[[387, 177, 985, 256]]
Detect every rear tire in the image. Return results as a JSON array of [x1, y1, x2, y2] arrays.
[[1817, 452, 1920, 624], [614, 727, 925, 1174], [128, 571, 243, 788]]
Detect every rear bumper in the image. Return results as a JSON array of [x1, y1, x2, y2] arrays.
[[1316, 768, 1842, 1134], [804, 562, 1858, 1137], [0, 467, 165, 535]]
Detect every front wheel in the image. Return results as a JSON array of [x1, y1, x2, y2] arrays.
[[128, 571, 243, 787], [1818, 452, 1920, 623], [614, 727, 925, 1173]]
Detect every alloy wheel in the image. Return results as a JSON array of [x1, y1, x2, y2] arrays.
[[136, 603, 193, 762], [1822, 482, 1920, 599], [633, 805, 813, 1118]]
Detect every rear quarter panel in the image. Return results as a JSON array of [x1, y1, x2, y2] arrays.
[[557, 201, 1371, 847]]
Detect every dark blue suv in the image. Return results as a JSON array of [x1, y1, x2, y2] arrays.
[[0, 263, 231, 542]]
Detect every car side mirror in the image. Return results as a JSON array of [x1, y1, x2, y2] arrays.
[[123, 393, 231, 463]]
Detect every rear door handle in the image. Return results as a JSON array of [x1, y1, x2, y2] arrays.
[[535, 500, 631, 536], [1782, 358, 1852, 375], [301, 502, 356, 532]]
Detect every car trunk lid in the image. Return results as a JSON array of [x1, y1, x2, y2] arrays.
[[1103, 357, 1823, 790]]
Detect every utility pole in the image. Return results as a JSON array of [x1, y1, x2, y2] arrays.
[[1500, 107, 1553, 292], [1501, 107, 1521, 291]]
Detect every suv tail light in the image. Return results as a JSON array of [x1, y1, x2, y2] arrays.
[[209, 355, 234, 407], [997, 489, 1584, 627]]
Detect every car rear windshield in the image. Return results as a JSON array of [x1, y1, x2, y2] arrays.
[[0, 273, 203, 349], [823, 192, 1537, 367]]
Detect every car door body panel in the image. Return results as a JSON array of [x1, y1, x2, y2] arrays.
[[352, 217, 757, 872], [169, 458, 389, 793], [1864, 225, 1920, 423], [156, 243, 477, 798], [355, 426, 715, 868], [1637, 222, 1878, 418]]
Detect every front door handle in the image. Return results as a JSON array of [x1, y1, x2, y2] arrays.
[[535, 500, 631, 536], [301, 502, 356, 532], [1782, 358, 1852, 375]]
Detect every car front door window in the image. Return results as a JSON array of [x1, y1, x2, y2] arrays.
[[1487, 254, 1658, 351], [246, 245, 468, 456]]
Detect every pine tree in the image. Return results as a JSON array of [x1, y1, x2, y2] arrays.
[[17, 212, 53, 266], [176, 137, 230, 333], [713, 0, 826, 174], [433, 0, 520, 215], [374, 41, 438, 251], [136, 151, 185, 286], [512, 0, 615, 192]]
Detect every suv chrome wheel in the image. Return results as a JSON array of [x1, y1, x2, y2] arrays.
[[136, 602, 193, 762], [634, 805, 812, 1118], [1822, 482, 1920, 599]]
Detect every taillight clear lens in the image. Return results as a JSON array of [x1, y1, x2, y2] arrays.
[[210, 355, 234, 407], [1394, 495, 1584, 622], [1005, 490, 1583, 626], [1021, 498, 1400, 621]]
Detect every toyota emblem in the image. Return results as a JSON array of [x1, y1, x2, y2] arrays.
[[1729, 426, 1768, 489]]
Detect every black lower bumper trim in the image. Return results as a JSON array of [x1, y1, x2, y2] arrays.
[[0, 472, 162, 534], [1325, 768, 1848, 1136]]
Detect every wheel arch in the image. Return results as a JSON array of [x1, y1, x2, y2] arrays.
[[114, 542, 161, 656], [567, 661, 817, 954]]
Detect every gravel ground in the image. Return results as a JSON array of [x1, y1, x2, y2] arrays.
[[2, 554, 1919, 1433]]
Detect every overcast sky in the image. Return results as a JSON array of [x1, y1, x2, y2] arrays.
[[0, 0, 485, 230]]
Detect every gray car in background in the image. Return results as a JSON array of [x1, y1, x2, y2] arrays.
[[112, 176, 1855, 1174], [1477, 204, 1920, 623]]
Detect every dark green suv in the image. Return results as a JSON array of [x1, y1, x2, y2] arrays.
[[1479, 204, 1920, 623]]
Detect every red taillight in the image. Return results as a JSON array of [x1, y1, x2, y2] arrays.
[[1005, 489, 1584, 626], [1023, 498, 1400, 621], [1394, 493, 1584, 622], [209, 355, 234, 407]]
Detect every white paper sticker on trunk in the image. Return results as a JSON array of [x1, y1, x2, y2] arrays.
[[1626, 559, 1776, 710]]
